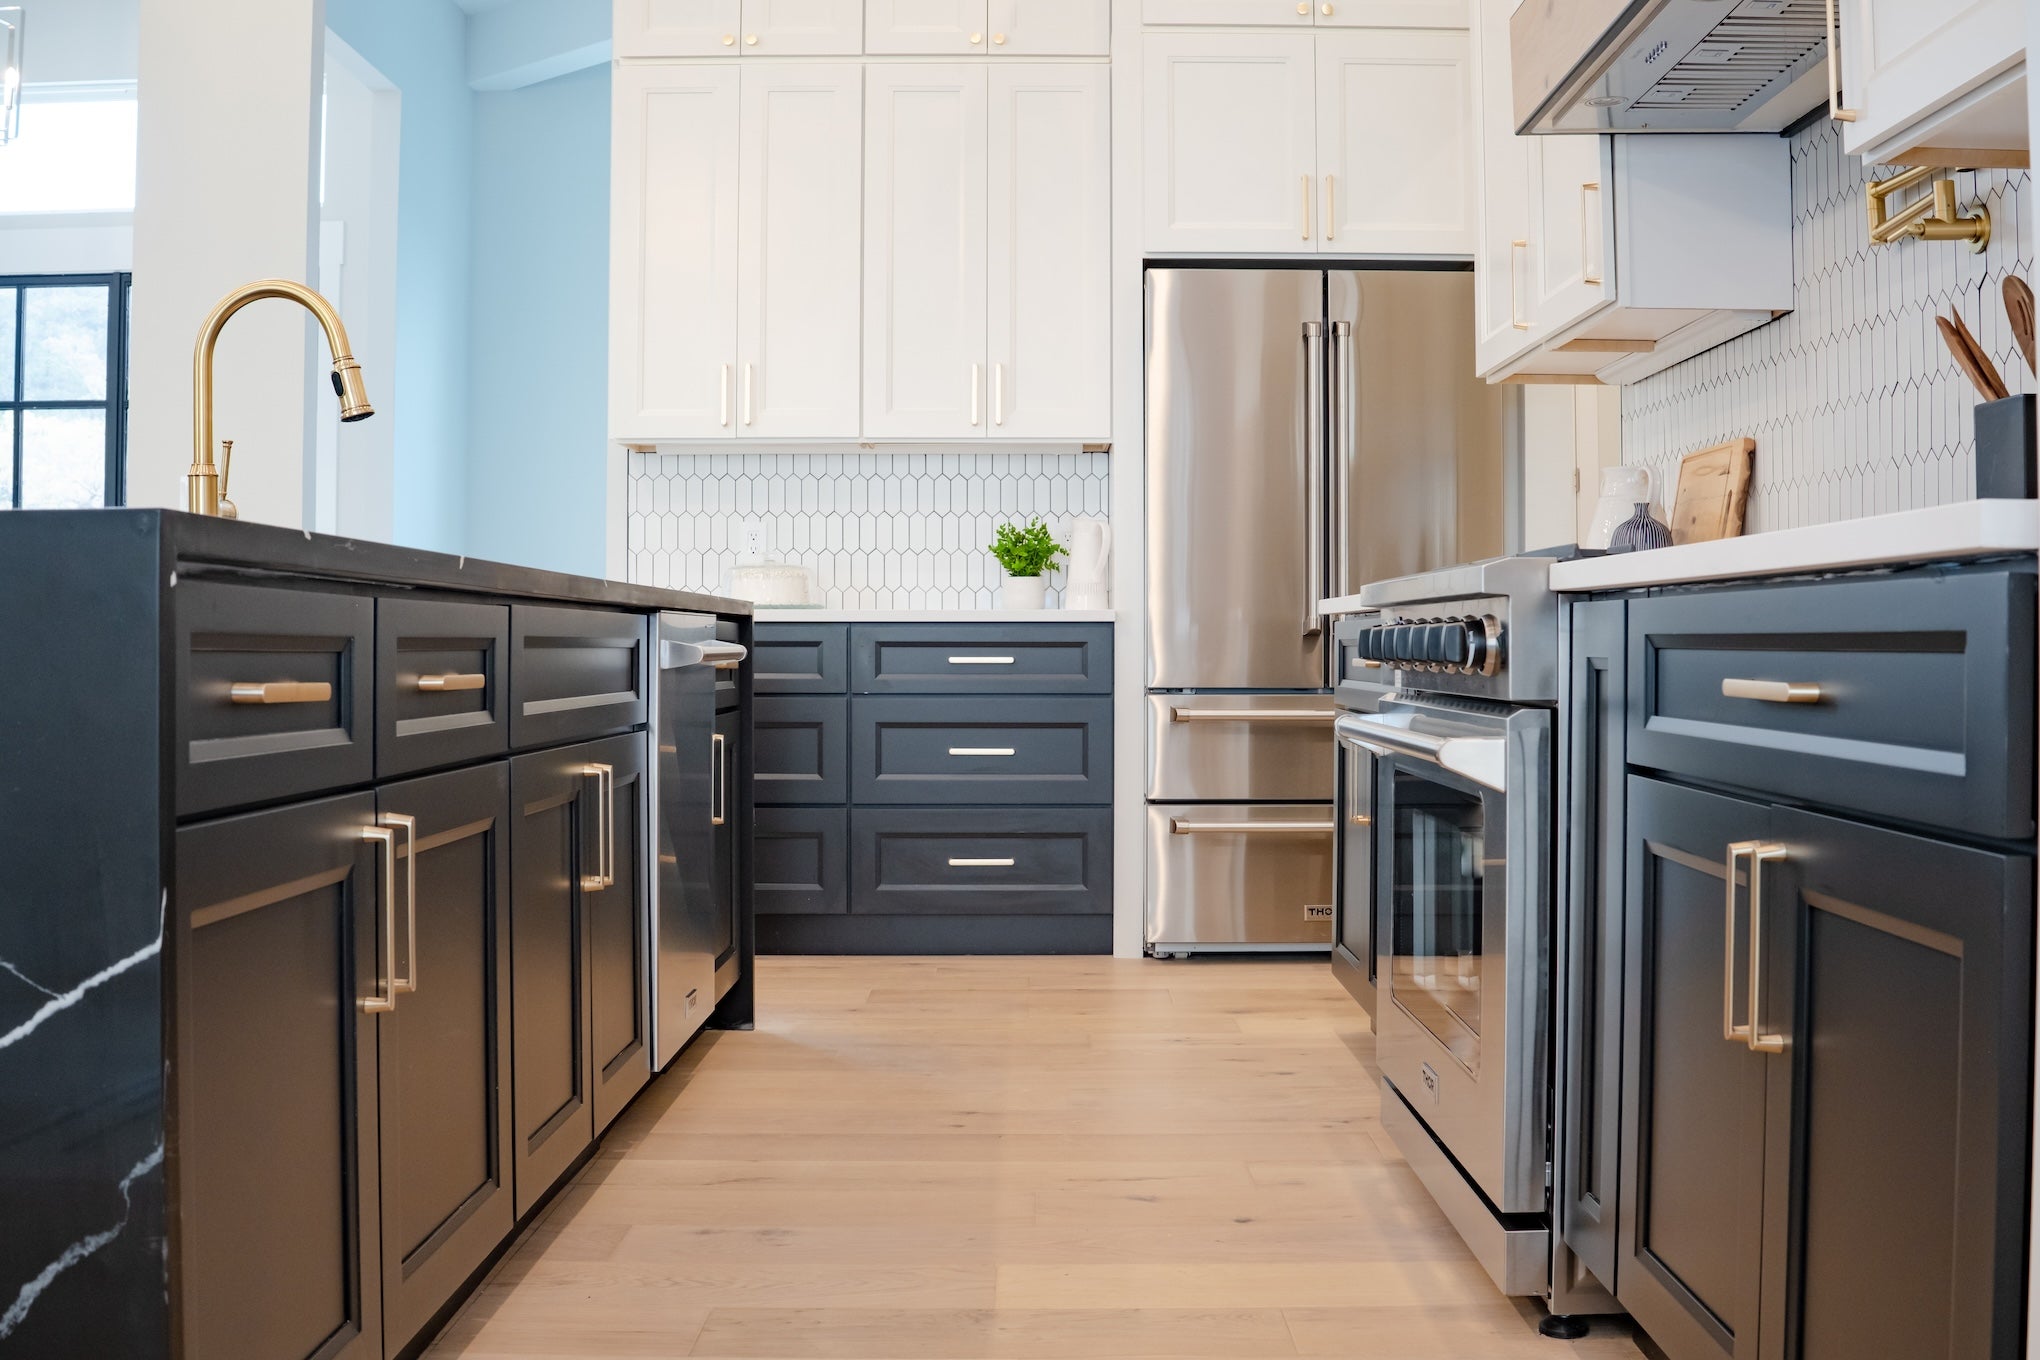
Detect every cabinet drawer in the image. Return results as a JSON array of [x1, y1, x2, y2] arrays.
[[851, 806, 1112, 914], [850, 694, 1112, 804], [377, 598, 510, 778], [756, 695, 849, 805], [509, 605, 648, 750], [756, 623, 848, 694], [756, 806, 849, 914], [850, 623, 1112, 694], [1628, 568, 2034, 839], [174, 579, 374, 816]]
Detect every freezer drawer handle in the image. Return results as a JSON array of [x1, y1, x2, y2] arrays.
[[1168, 706, 1335, 724], [949, 747, 1016, 757], [948, 857, 1016, 867], [699, 640, 749, 671], [948, 655, 1016, 665], [1169, 817, 1334, 836]]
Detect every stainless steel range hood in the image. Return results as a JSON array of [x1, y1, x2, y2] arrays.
[[1513, 0, 1834, 135]]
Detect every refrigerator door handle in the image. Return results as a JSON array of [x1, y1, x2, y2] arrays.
[[1330, 320, 1355, 600], [1302, 321, 1326, 639]]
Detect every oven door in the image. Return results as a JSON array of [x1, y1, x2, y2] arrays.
[[1330, 729, 1378, 1023], [1339, 701, 1553, 1216]]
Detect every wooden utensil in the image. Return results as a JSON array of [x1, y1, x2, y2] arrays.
[[2003, 276, 2037, 377], [1938, 314, 2010, 402], [1670, 438, 1755, 546], [1947, 307, 2009, 399]]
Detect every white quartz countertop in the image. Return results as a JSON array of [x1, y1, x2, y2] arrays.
[[1548, 500, 2040, 592], [755, 608, 1116, 623]]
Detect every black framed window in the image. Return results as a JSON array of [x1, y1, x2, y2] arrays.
[[0, 274, 131, 509]]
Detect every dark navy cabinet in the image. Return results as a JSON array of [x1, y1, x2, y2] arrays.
[[755, 620, 1114, 954], [1564, 562, 2034, 1360]]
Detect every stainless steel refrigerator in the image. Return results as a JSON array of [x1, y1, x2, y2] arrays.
[[1144, 267, 1514, 954]]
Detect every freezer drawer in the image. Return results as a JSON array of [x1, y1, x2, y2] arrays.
[[1146, 803, 1335, 950], [1144, 693, 1336, 801]]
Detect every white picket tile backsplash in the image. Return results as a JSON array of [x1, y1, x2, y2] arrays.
[[1622, 120, 2032, 533], [626, 450, 1111, 609]]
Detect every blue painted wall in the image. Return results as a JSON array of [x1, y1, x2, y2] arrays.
[[326, 0, 474, 554], [464, 64, 611, 578]]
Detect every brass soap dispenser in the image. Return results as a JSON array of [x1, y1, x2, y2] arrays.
[[187, 279, 375, 517]]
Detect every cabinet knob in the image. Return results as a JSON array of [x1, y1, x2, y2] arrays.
[[993, 31, 1006, 43], [745, 32, 758, 44], [970, 31, 983, 43], [722, 33, 734, 44], [1296, 2, 1307, 12], [1321, 2, 1333, 12]]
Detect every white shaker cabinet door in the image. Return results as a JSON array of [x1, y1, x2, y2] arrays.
[[1839, 0, 2026, 163], [615, 0, 745, 57], [1142, 34, 1318, 254], [863, 65, 990, 439], [864, 0, 989, 53], [1315, 29, 1474, 255], [987, 0, 1110, 55], [1528, 132, 1613, 337], [610, 64, 741, 441], [1469, 0, 1535, 373], [735, 65, 864, 439], [738, 0, 863, 53], [987, 65, 1111, 441]]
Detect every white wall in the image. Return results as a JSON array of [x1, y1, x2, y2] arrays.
[[21, 0, 139, 83], [129, 0, 324, 525]]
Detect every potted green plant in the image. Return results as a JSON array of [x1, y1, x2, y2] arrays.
[[987, 517, 1067, 610]]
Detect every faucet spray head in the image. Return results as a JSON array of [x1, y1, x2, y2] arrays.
[[332, 356, 374, 422]]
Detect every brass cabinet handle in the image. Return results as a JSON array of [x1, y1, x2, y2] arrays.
[[949, 747, 1016, 757], [1302, 174, 1312, 240], [582, 763, 616, 889], [1722, 841, 1755, 1043], [1169, 706, 1336, 724], [1324, 174, 1334, 240], [230, 680, 332, 705], [1823, 0, 1858, 122], [970, 30, 983, 43], [1171, 817, 1335, 835], [743, 362, 756, 426], [970, 363, 982, 427], [1746, 843, 1788, 1053], [1580, 182, 1603, 285], [720, 362, 732, 426], [1351, 812, 1371, 825], [1722, 678, 1822, 704], [416, 672, 486, 692], [994, 362, 1006, 427], [948, 655, 1015, 665], [361, 825, 399, 1013], [993, 31, 1006, 44], [949, 857, 1015, 867], [723, 33, 735, 45], [1296, 2, 1307, 12], [382, 813, 419, 994], [711, 733, 728, 827], [1509, 240, 1530, 330], [745, 32, 758, 45]]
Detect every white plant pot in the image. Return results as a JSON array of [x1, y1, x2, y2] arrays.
[[1001, 575, 1048, 610]]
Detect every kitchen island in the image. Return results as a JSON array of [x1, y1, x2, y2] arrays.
[[0, 510, 753, 1359]]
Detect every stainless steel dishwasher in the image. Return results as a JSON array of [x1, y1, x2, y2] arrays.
[[650, 612, 746, 1068]]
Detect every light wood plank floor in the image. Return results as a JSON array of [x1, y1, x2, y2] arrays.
[[429, 956, 1650, 1358]]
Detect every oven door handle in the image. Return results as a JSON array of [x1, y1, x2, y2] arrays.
[[1334, 712, 1507, 793]]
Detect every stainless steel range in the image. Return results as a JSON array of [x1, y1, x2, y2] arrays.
[[1332, 553, 1616, 1332]]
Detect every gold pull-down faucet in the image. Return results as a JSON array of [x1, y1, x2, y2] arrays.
[[187, 279, 374, 517]]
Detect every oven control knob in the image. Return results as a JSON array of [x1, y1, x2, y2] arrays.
[[1466, 614, 1505, 675], [1439, 621, 1470, 669]]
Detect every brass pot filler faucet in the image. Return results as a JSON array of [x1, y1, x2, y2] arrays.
[[186, 278, 375, 518]]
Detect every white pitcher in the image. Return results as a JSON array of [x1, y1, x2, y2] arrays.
[[1065, 516, 1111, 611]]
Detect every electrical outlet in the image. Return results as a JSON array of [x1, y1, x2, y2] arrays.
[[739, 521, 768, 557]]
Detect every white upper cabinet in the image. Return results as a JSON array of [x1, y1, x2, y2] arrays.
[[987, 64, 1111, 440], [865, 0, 988, 54], [1315, 29, 1473, 255], [1142, 34, 1318, 253], [863, 66, 990, 439], [1837, 0, 2027, 166], [616, 0, 860, 57], [737, 66, 864, 439], [1467, 0, 1530, 374], [987, 0, 1111, 55], [1143, 0, 1465, 29], [610, 64, 742, 441], [1525, 132, 1608, 333]]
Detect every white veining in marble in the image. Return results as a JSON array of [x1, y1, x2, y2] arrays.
[[0, 927, 163, 1053], [0, 960, 57, 999], [0, 1143, 162, 1340]]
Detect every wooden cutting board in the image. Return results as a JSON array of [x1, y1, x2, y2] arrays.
[[1670, 438, 1755, 546]]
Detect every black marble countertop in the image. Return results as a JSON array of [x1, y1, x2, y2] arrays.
[[25, 509, 751, 616]]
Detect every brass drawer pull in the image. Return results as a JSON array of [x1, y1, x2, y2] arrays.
[[416, 672, 486, 692], [1746, 842, 1788, 1053], [230, 680, 333, 705], [382, 813, 418, 994], [1722, 841, 1754, 1044], [948, 655, 1015, 665], [949, 747, 1015, 757], [1721, 678, 1822, 704], [948, 857, 1015, 867], [360, 825, 399, 1014], [582, 763, 616, 889]]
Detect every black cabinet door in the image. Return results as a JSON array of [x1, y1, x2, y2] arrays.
[[585, 733, 651, 1134], [507, 747, 596, 1216], [1560, 599, 1626, 1293], [374, 763, 515, 1354], [713, 708, 740, 962], [1758, 809, 2032, 1360], [1617, 776, 1770, 1360], [174, 793, 382, 1360]]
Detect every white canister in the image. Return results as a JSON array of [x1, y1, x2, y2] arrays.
[[1064, 516, 1112, 611], [1585, 467, 1654, 550], [1001, 575, 1048, 610]]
